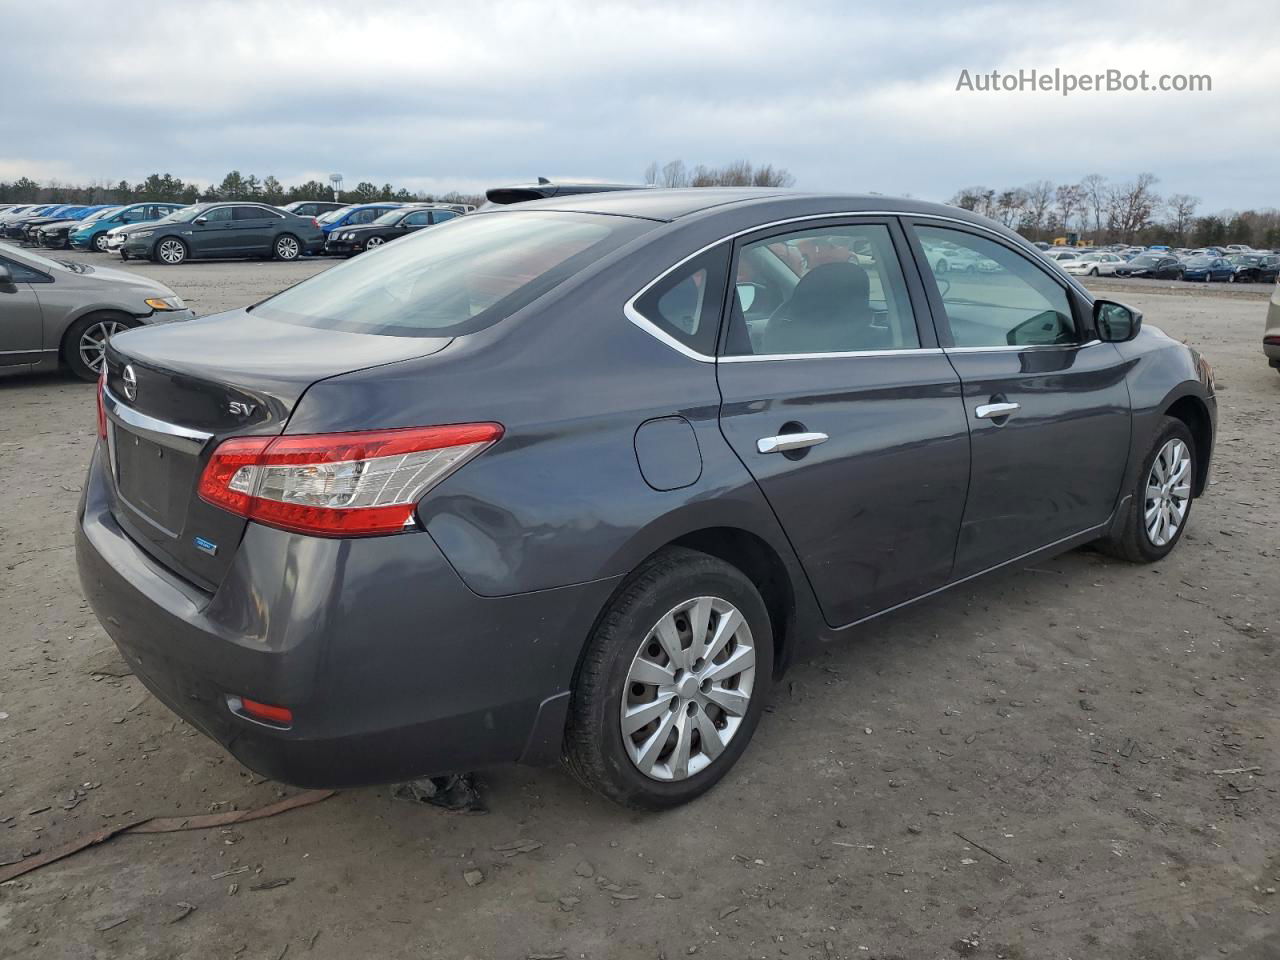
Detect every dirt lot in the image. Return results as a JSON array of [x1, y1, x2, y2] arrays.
[[1, 252, 1277, 960]]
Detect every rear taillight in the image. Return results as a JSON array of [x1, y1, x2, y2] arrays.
[[311, 217, 320, 228], [96, 367, 107, 439], [1265, 335, 1280, 346], [197, 423, 502, 537]]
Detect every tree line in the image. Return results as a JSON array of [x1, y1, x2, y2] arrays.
[[0, 172, 483, 210], [950, 174, 1280, 249], [643, 159, 796, 188]]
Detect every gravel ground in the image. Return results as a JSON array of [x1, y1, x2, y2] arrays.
[[1, 252, 1277, 960]]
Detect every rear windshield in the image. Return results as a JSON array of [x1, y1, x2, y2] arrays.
[[254, 211, 653, 338]]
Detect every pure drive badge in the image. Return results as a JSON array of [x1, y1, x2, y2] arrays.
[[193, 536, 218, 557]]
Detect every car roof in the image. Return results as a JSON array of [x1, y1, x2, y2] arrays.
[[485, 187, 1024, 230]]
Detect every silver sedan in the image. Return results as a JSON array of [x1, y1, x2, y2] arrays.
[[0, 242, 193, 380]]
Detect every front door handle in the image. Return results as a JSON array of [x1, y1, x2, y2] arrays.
[[974, 401, 1020, 420], [757, 432, 829, 454]]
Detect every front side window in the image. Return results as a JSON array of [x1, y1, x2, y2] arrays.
[[725, 223, 919, 356], [402, 211, 431, 226], [201, 207, 233, 223], [0, 254, 50, 283], [255, 211, 654, 338], [914, 225, 1076, 348]]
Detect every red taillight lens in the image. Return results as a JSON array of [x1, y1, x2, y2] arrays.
[[1265, 335, 1280, 346], [96, 367, 107, 439], [197, 423, 503, 537], [311, 217, 320, 228], [234, 697, 293, 727]]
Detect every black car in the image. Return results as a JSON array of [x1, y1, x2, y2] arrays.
[[78, 189, 1216, 810], [1114, 254, 1184, 279], [280, 200, 346, 218], [323, 205, 462, 256], [1229, 254, 1280, 283], [484, 177, 649, 204], [117, 202, 325, 264]]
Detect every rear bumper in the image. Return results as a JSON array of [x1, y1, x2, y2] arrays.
[[76, 445, 617, 787]]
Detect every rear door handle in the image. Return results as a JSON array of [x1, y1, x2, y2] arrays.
[[757, 432, 829, 454], [974, 402, 1020, 420]]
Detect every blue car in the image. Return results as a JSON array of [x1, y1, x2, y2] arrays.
[[316, 202, 405, 238], [9, 204, 91, 242], [1181, 256, 1236, 283], [70, 202, 187, 253], [32, 204, 119, 248]]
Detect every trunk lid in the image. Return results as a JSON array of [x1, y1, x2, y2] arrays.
[[102, 310, 451, 589]]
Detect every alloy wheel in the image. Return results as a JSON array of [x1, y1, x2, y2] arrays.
[[620, 596, 756, 782], [158, 239, 185, 264], [78, 320, 126, 375], [93, 233, 108, 252], [1144, 438, 1191, 547], [276, 236, 300, 260], [366, 236, 384, 248]]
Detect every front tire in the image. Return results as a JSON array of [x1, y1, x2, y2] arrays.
[[273, 234, 301, 261], [1089, 267, 1099, 276], [564, 547, 774, 810], [154, 237, 187, 265], [92, 232, 109, 253], [63, 313, 137, 381], [1097, 417, 1195, 563]]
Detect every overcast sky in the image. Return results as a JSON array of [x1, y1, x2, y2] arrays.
[[7, 0, 1277, 211]]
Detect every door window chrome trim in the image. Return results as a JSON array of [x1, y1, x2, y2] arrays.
[[720, 347, 945, 363], [623, 210, 1086, 363], [102, 385, 213, 454], [942, 339, 1102, 355]]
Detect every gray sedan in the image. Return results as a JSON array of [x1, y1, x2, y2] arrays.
[[0, 242, 193, 380]]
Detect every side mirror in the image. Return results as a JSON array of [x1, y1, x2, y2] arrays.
[[193, 216, 208, 225], [1094, 299, 1142, 342], [0, 265, 12, 285]]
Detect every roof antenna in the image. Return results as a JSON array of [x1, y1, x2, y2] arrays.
[[537, 176, 550, 185]]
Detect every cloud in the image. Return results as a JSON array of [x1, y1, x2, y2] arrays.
[[7, 0, 1278, 210]]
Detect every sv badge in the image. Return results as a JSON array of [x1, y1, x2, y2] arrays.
[[229, 400, 257, 417]]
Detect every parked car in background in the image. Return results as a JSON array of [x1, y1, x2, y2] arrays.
[[1224, 244, 1256, 254], [37, 206, 122, 249], [1041, 249, 1082, 263], [1181, 256, 1236, 283], [0, 241, 193, 380], [323, 205, 462, 256], [1265, 284, 1280, 374], [1114, 254, 1185, 279], [280, 200, 346, 219], [1228, 254, 1280, 283], [483, 177, 650, 205], [5, 204, 84, 240], [316, 202, 404, 238], [116, 202, 325, 264], [1062, 252, 1125, 277], [71, 202, 187, 253], [20, 205, 105, 243], [76, 189, 1215, 810]]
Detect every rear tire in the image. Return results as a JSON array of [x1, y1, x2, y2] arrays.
[[63, 313, 137, 382], [1097, 417, 1195, 564], [564, 547, 774, 810], [273, 234, 301, 261]]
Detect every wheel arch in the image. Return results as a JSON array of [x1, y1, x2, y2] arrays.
[[1163, 394, 1213, 496]]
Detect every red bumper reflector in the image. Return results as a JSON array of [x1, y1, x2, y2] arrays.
[[236, 697, 294, 727]]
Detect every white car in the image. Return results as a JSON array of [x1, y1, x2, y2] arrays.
[[1063, 252, 1125, 277], [104, 225, 129, 255], [1041, 249, 1082, 262]]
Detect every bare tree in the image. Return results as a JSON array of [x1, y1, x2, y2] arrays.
[[1022, 180, 1055, 239], [1080, 174, 1108, 237], [642, 161, 659, 186], [1107, 173, 1161, 241], [1054, 183, 1083, 235], [995, 188, 1030, 228], [1165, 193, 1199, 243], [660, 160, 688, 188]]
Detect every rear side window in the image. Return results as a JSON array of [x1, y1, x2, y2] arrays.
[[431, 210, 458, 224], [914, 225, 1076, 348], [233, 206, 264, 221], [255, 211, 654, 338], [631, 248, 730, 356]]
